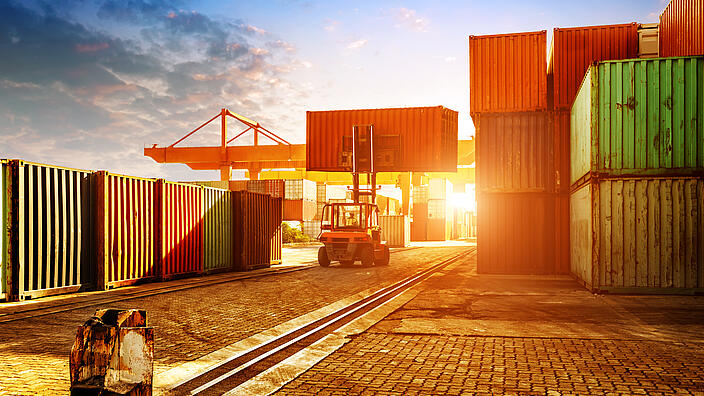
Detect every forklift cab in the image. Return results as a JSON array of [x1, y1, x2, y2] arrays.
[[318, 202, 388, 267]]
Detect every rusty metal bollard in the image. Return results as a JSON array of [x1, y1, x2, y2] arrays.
[[69, 309, 154, 395]]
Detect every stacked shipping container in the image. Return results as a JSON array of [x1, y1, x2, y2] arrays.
[[659, 0, 704, 57], [569, 56, 704, 293], [470, 30, 560, 274], [547, 22, 641, 277], [0, 163, 282, 301]]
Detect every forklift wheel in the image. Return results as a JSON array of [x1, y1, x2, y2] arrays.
[[359, 245, 375, 267], [318, 247, 330, 267], [377, 245, 390, 266]]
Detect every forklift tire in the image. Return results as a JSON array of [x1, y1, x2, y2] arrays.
[[377, 245, 390, 266], [318, 247, 330, 267], [359, 245, 375, 267]]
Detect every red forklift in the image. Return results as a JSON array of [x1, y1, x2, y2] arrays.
[[317, 125, 390, 267]]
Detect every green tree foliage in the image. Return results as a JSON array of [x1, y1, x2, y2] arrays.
[[281, 222, 311, 244]]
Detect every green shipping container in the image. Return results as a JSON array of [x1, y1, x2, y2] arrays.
[[570, 177, 704, 293], [203, 186, 234, 273], [1, 160, 10, 300], [571, 56, 704, 186]]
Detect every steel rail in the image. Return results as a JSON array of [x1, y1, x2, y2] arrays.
[[170, 250, 471, 395]]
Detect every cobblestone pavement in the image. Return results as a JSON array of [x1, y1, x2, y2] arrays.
[[0, 245, 461, 395], [277, 253, 704, 395]]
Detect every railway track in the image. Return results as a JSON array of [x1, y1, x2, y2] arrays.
[[165, 249, 472, 395]]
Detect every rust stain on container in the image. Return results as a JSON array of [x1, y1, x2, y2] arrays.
[[477, 193, 557, 274], [156, 180, 203, 279], [475, 112, 554, 193], [548, 23, 638, 110], [95, 172, 157, 290], [469, 31, 547, 115], [660, 0, 704, 57], [306, 106, 458, 172]]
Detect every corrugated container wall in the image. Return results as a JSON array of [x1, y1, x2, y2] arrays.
[[476, 112, 554, 192], [571, 177, 704, 293], [306, 106, 458, 172], [233, 191, 283, 271], [283, 199, 317, 221], [1, 161, 10, 300], [469, 31, 547, 115], [316, 182, 327, 202], [549, 23, 638, 110], [156, 181, 203, 279], [570, 57, 704, 186], [554, 111, 571, 192], [10, 161, 95, 300], [660, 0, 704, 57], [95, 172, 157, 290], [380, 215, 411, 247], [477, 193, 557, 274], [202, 187, 233, 273], [285, 179, 316, 201]]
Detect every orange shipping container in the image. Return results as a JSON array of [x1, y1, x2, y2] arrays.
[[475, 112, 553, 193], [477, 193, 557, 274], [233, 191, 282, 271], [660, 0, 704, 57], [554, 193, 570, 275], [548, 23, 638, 110], [553, 110, 570, 193], [283, 199, 316, 221], [306, 106, 458, 172], [155, 180, 203, 279], [469, 31, 547, 115]]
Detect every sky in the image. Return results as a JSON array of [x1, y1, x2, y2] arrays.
[[0, 0, 668, 181]]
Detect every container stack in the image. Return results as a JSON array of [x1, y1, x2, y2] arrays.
[[548, 23, 640, 273], [410, 185, 428, 241], [470, 31, 559, 274], [569, 56, 704, 293]]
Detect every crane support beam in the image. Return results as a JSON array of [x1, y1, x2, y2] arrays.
[[144, 144, 307, 164]]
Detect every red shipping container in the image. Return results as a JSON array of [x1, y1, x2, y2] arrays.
[[469, 31, 548, 115], [475, 112, 554, 193], [548, 23, 638, 110], [477, 193, 557, 274], [95, 172, 158, 289], [553, 110, 570, 193], [660, 0, 704, 57], [283, 199, 316, 221], [555, 193, 570, 275], [306, 106, 458, 172], [156, 180, 203, 279]]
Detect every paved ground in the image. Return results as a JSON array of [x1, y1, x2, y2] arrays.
[[0, 245, 450, 395], [277, 251, 704, 395]]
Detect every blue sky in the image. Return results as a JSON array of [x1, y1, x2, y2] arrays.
[[0, 0, 667, 180]]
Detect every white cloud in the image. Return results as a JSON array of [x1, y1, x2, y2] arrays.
[[445, 56, 456, 63], [347, 39, 368, 49], [324, 19, 339, 32], [393, 7, 428, 32]]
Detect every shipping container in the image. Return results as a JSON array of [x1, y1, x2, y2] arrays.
[[469, 31, 548, 115], [306, 106, 458, 172], [412, 202, 428, 221], [571, 56, 704, 186], [283, 199, 317, 221], [316, 182, 327, 202], [477, 193, 557, 274], [412, 185, 429, 203], [156, 180, 203, 279], [637, 23, 660, 58], [475, 112, 554, 192], [8, 161, 95, 300], [427, 218, 448, 241], [410, 220, 427, 242], [379, 215, 410, 247], [548, 23, 638, 110], [247, 179, 286, 199], [1, 160, 10, 300], [202, 186, 233, 273], [570, 177, 704, 293], [555, 193, 570, 274], [233, 191, 283, 271], [302, 220, 322, 240], [428, 178, 447, 200], [427, 199, 447, 220], [187, 180, 229, 190], [660, 0, 704, 57], [95, 172, 157, 289], [315, 201, 326, 220], [285, 179, 316, 201], [229, 180, 248, 191], [554, 111, 571, 193]]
